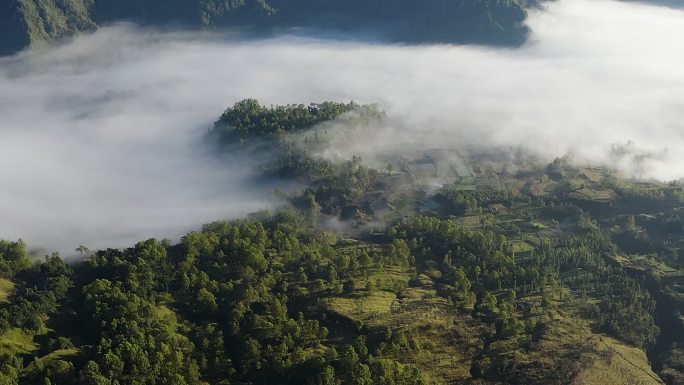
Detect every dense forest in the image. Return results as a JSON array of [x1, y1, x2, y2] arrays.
[[0, 0, 530, 55], [1, 100, 683, 385]]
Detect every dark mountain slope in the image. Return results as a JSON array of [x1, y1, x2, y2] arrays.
[[0, 1, 28, 56], [0, 0, 95, 55], [0, 0, 529, 56]]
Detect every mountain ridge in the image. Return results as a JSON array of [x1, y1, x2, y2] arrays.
[[0, 0, 530, 56]]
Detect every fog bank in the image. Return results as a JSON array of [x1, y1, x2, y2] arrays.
[[1, 0, 683, 253]]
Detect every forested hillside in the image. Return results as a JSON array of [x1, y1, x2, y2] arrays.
[[0, 0, 529, 55], [1, 100, 683, 384]]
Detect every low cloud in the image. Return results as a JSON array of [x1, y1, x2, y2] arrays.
[[1, 0, 683, 253]]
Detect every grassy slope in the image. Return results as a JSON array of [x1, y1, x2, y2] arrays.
[[0, 278, 15, 303], [325, 291, 397, 318], [573, 336, 664, 385], [323, 265, 480, 384], [23, 348, 80, 374], [0, 328, 39, 355], [322, 260, 663, 385], [531, 311, 663, 385]]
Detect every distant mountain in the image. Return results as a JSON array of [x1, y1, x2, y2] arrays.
[[0, 0, 530, 56], [625, 0, 684, 9]]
